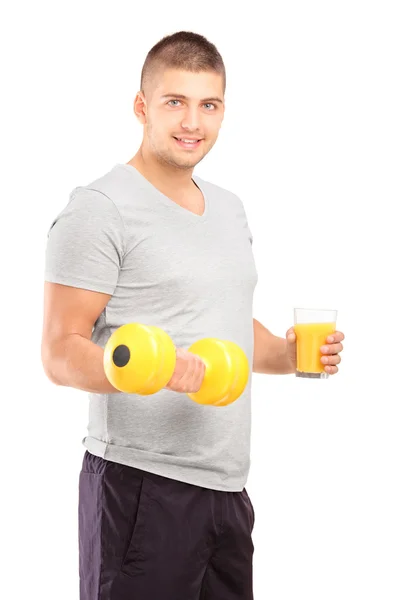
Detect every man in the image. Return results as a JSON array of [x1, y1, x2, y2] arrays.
[[42, 31, 344, 600]]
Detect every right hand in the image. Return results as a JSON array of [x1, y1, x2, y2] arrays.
[[165, 347, 206, 394]]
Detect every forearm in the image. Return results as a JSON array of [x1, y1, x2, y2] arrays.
[[42, 333, 120, 394], [252, 318, 295, 374]]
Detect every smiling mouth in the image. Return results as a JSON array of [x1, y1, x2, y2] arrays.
[[173, 137, 203, 149]]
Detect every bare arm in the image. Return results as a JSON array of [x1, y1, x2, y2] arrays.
[[252, 318, 295, 375], [41, 282, 120, 394]]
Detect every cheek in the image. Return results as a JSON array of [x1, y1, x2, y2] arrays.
[[147, 110, 170, 132], [152, 109, 178, 128], [148, 123, 172, 147]]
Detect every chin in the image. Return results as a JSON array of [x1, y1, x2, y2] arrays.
[[181, 158, 203, 169], [169, 155, 202, 169]]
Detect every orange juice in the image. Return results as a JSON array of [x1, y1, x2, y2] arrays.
[[294, 322, 336, 373]]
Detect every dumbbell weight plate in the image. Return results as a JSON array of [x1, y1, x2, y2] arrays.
[[103, 323, 176, 394], [187, 338, 249, 406], [217, 340, 250, 406]]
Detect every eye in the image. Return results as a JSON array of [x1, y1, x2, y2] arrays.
[[204, 103, 216, 110], [167, 99, 181, 107]]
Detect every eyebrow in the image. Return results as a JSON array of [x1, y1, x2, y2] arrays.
[[160, 93, 224, 104]]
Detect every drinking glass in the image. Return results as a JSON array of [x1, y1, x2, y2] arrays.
[[294, 308, 338, 379]]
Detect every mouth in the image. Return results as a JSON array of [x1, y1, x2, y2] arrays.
[[173, 137, 203, 150]]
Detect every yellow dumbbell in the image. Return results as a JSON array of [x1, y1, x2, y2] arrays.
[[103, 323, 249, 406]]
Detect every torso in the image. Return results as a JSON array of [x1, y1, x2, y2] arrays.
[[80, 162, 259, 491]]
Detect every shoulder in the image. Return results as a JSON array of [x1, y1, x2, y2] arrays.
[[65, 165, 129, 219], [49, 170, 124, 235]]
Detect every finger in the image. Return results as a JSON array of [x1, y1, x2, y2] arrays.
[[321, 354, 342, 366], [326, 331, 345, 343], [166, 369, 185, 390], [324, 365, 339, 374], [174, 349, 190, 381], [183, 353, 202, 390], [168, 348, 191, 389], [321, 342, 343, 355], [187, 355, 205, 393]]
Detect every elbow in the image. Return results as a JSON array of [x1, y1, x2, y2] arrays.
[[41, 343, 62, 386]]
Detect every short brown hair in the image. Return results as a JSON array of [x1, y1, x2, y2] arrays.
[[140, 31, 226, 97]]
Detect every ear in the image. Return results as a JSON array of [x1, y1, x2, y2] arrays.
[[133, 91, 147, 125]]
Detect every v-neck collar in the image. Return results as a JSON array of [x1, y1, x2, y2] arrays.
[[115, 163, 209, 222]]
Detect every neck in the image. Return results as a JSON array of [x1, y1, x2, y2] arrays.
[[127, 145, 195, 193]]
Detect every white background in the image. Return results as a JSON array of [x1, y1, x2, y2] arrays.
[[1, 1, 399, 598]]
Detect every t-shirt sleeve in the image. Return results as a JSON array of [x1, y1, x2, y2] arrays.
[[245, 218, 253, 245], [234, 193, 253, 245], [44, 187, 125, 295]]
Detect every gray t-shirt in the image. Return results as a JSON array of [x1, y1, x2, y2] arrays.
[[45, 163, 258, 491]]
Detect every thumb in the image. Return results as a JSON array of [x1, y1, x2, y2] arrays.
[[286, 327, 296, 344]]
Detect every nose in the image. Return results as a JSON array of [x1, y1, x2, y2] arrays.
[[181, 106, 201, 132]]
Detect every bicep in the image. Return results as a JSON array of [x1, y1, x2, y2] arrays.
[[42, 188, 124, 346], [42, 281, 111, 347]]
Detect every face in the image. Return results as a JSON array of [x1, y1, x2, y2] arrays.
[[135, 69, 225, 170]]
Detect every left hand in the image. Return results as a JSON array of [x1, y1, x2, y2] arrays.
[[285, 327, 345, 375]]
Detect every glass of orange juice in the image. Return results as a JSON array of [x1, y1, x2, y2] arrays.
[[294, 308, 338, 379]]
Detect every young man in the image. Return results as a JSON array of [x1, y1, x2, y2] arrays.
[[42, 31, 344, 600]]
